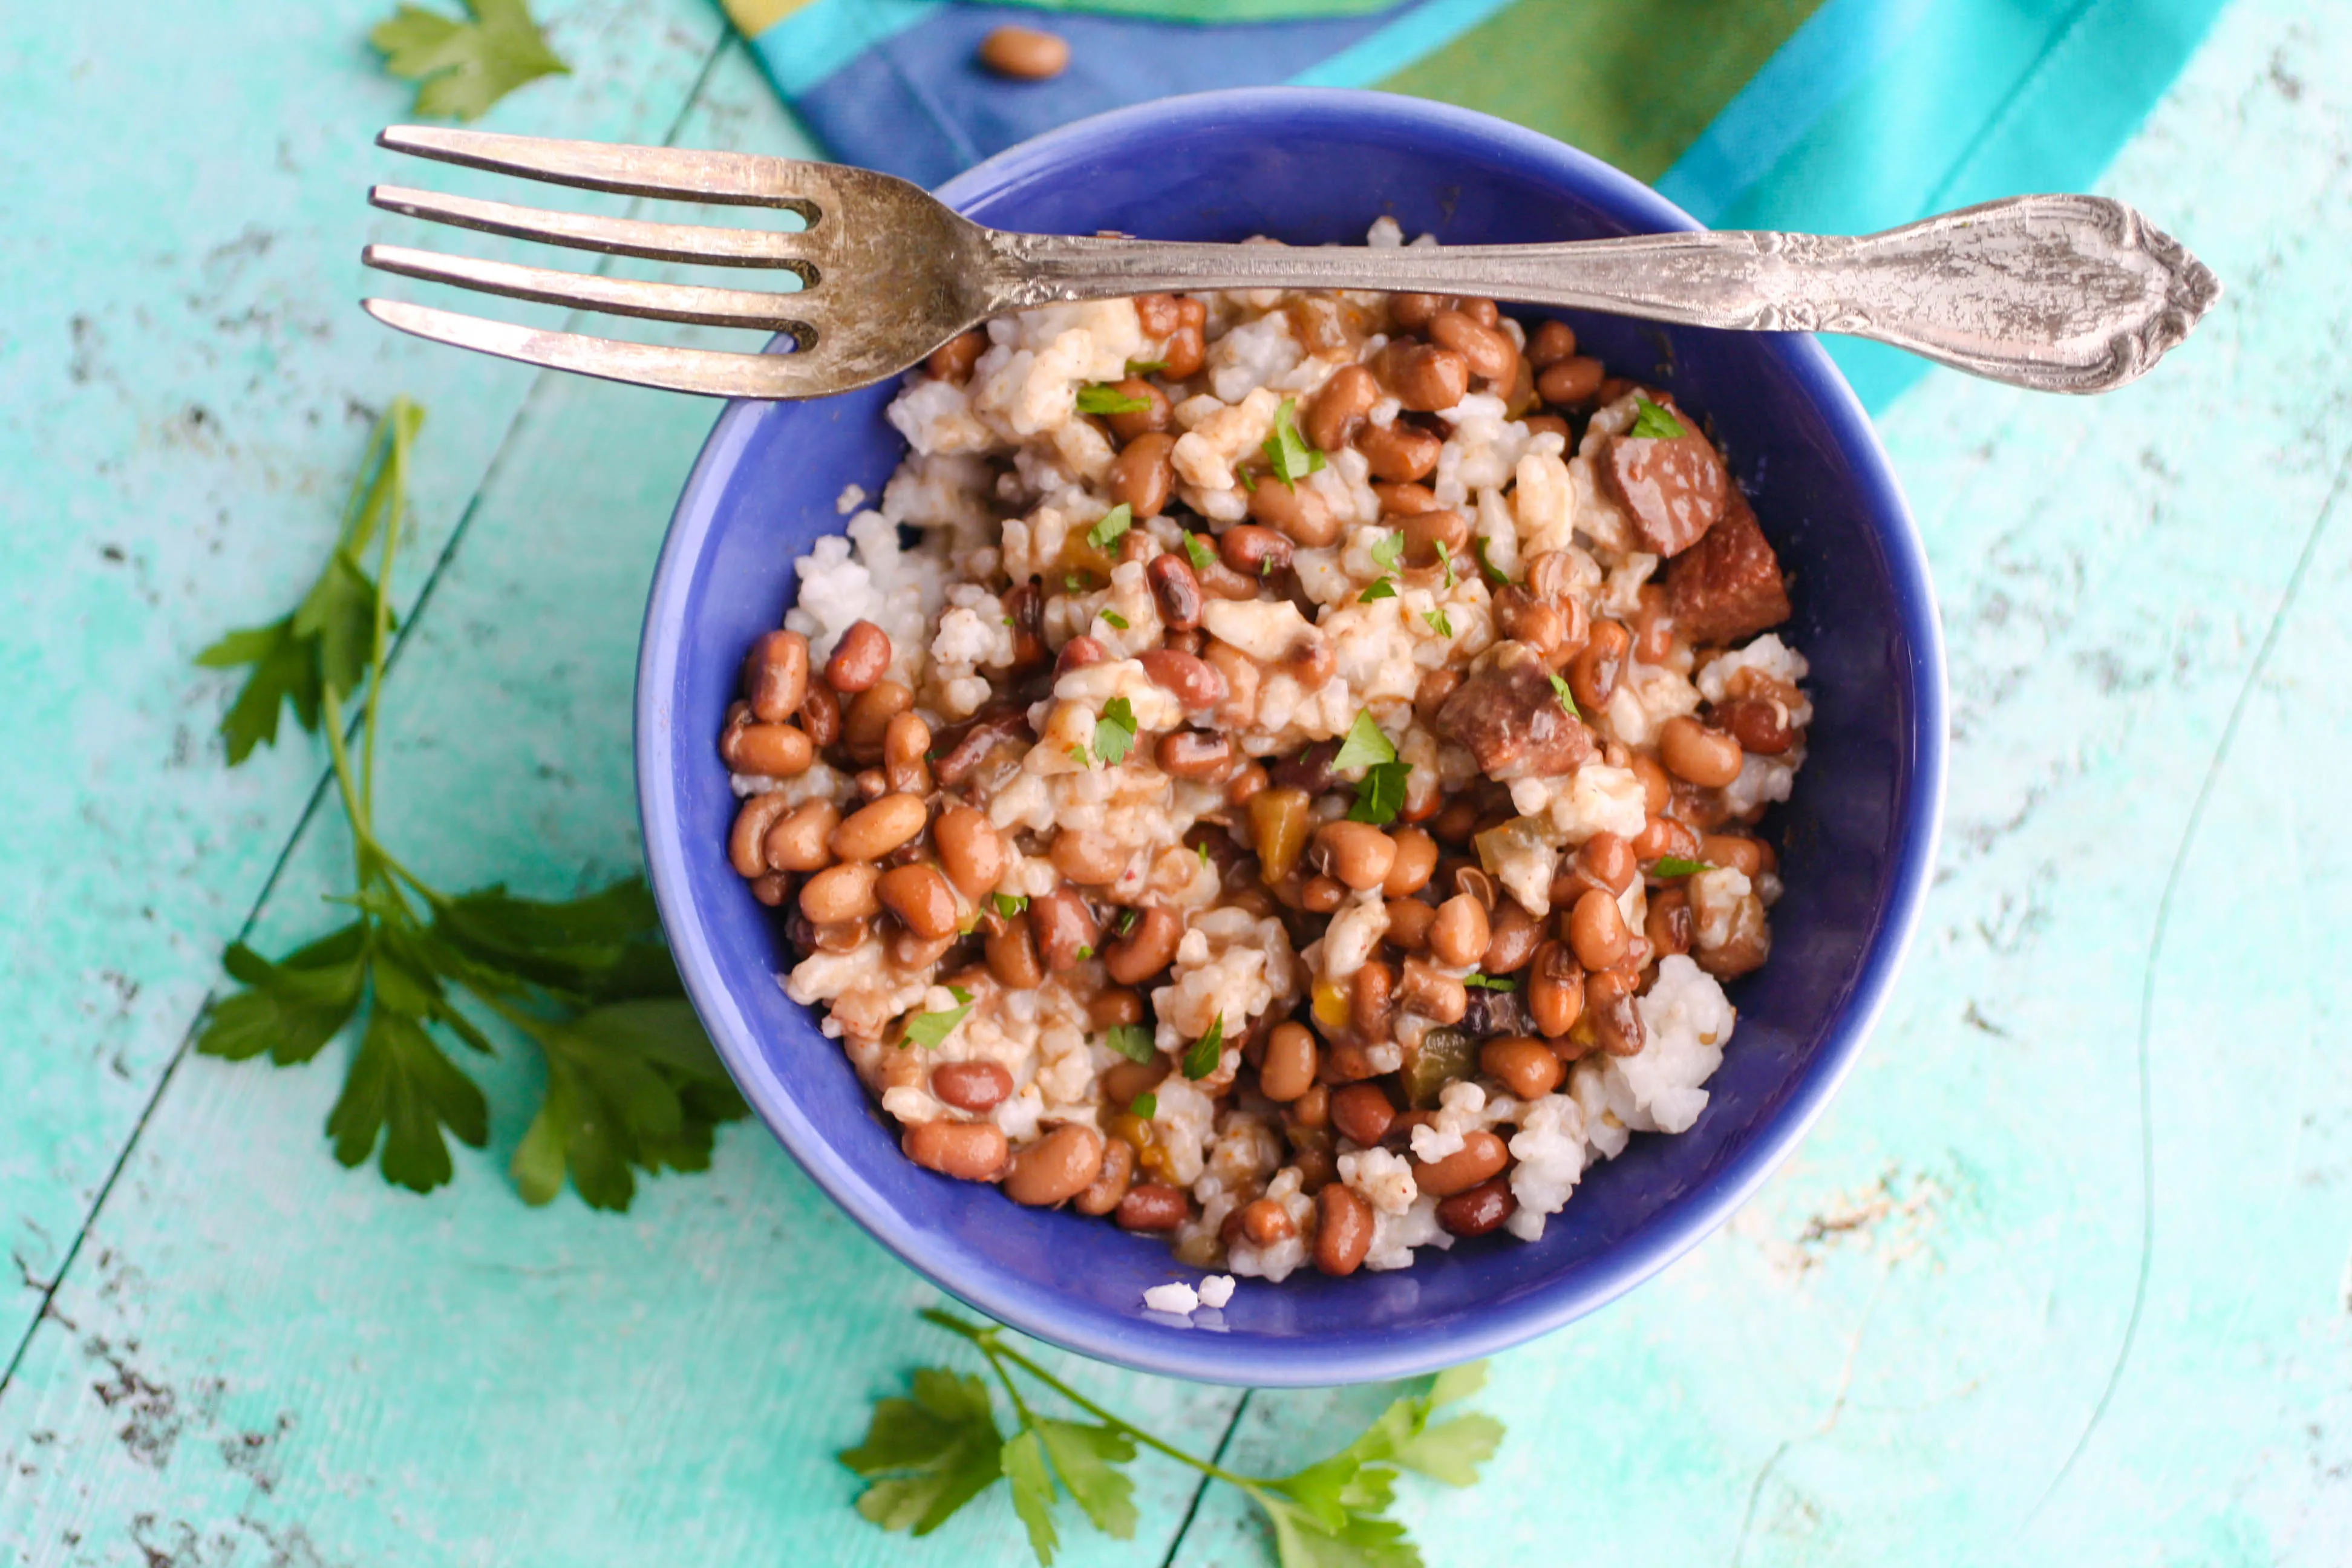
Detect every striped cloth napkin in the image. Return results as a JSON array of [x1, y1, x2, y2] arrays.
[[719, 0, 2229, 411]]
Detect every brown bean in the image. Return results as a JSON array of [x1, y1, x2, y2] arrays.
[[985, 913, 1045, 990], [1645, 886, 1693, 958], [1717, 696, 1794, 756], [1238, 1197, 1298, 1247], [1537, 355, 1606, 407], [931, 1060, 1013, 1113], [933, 806, 1005, 900], [1350, 959, 1396, 1039], [1225, 760, 1269, 807], [1072, 1140, 1135, 1217], [1369, 483, 1434, 518], [831, 792, 927, 862], [729, 792, 793, 878], [1397, 956, 1468, 1025], [1578, 832, 1639, 896], [1660, 716, 1745, 788], [1436, 1177, 1518, 1238], [1428, 893, 1491, 969], [843, 681, 914, 761], [883, 711, 933, 796], [1629, 753, 1673, 815], [1356, 420, 1442, 483], [724, 720, 815, 779], [1146, 554, 1204, 630], [1329, 1082, 1396, 1147], [1481, 1036, 1564, 1099], [1109, 431, 1177, 517], [748, 871, 791, 908], [1385, 898, 1436, 952], [1137, 647, 1226, 712], [1117, 1183, 1190, 1232], [1522, 414, 1572, 442], [1245, 474, 1340, 547], [1102, 377, 1171, 443], [1313, 1184, 1374, 1275], [1031, 886, 1099, 972], [1194, 550, 1263, 603], [1312, 821, 1397, 892], [976, 23, 1069, 79], [1155, 729, 1232, 779], [1701, 833, 1766, 879], [1301, 874, 1347, 915], [1103, 905, 1182, 984], [1051, 829, 1126, 886], [878, 864, 959, 941], [1054, 635, 1107, 681], [926, 330, 987, 385], [1527, 320, 1579, 369], [1390, 345, 1471, 413], [800, 861, 881, 924], [1218, 523, 1293, 578], [1569, 619, 1630, 713], [1526, 941, 1585, 1038], [1132, 293, 1180, 338], [1249, 786, 1312, 883], [1380, 828, 1438, 898], [1632, 813, 1702, 865], [1090, 990, 1148, 1033], [1259, 1022, 1318, 1102], [743, 629, 811, 722], [1587, 969, 1645, 1057], [1389, 508, 1465, 570], [825, 621, 891, 694], [1003, 1124, 1105, 1207], [904, 1120, 1009, 1181], [1481, 900, 1542, 975], [1428, 309, 1517, 382], [1157, 323, 1206, 380], [1411, 1129, 1508, 1197], [1567, 888, 1632, 972], [799, 685, 842, 749], [1304, 363, 1380, 452]]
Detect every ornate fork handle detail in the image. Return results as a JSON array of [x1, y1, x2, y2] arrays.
[[990, 194, 2221, 396]]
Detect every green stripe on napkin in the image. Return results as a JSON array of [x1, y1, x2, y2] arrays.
[[996, 0, 1393, 16]]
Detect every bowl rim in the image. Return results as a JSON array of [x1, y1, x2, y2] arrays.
[[637, 85, 1948, 1387]]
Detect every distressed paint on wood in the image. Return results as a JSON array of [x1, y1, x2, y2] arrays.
[[2, 0, 2350, 1564]]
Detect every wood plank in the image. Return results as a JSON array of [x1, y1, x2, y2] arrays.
[[0, 0, 733, 1356], [1182, 1, 2352, 1561]]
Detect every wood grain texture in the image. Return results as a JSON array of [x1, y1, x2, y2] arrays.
[[2, 0, 2348, 1563]]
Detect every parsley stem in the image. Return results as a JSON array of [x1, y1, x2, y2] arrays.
[[358, 401, 413, 818], [317, 689, 443, 906]]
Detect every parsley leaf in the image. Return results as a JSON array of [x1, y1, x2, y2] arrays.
[[1076, 385, 1152, 417], [1628, 395, 1687, 440], [992, 892, 1028, 918], [1002, 1429, 1061, 1565], [1127, 1091, 1158, 1119], [1093, 697, 1137, 766], [1085, 503, 1134, 554], [369, 0, 568, 123], [1183, 532, 1217, 572], [1074, 944, 1095, 962], [841, 1367, 1006, 1537], [1651, 855, 1711, 877], [1261, 398, 1327, 491], [1547, 671, 1580, 720], [1356, 578, 1398, 604], [1104, 1023, 1155, 1064], [1472, 537, 1510, 587], [1182, 1013, 1224, 1080], [1462, 972, 1517, 991], [1036, 1419, 1138, 1540], [1348, 761, 1411, 826], [903, 987, 976, 1050], [512, 997, 745, 1210], [1333, 710, 1397, 771], [1100, 609, 1129, 630], [1068, 744, 1089, 766], [1423, 608, 1454, 638], [1370, 531, 1405, 573], [1125, 359, 1168, 377]]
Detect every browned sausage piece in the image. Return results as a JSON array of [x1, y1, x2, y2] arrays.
[[1664, 492, 1792, 644], [1598, 402, 1733, 556], [1432, 641, 1594, 780]]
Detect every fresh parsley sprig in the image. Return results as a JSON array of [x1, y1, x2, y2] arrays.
[[1357, 531, 1406, 604], [1261, 398, 1327, 492], [1627, 395, 1687, 440], [844, 1309, 1504, 1567], [1076, 384, 1152, 417], [370, 0, 567, 122], [192, 400, 745, 1208], [1333, 710, 1411, 828], [1182, 1013, 1225, 1080]]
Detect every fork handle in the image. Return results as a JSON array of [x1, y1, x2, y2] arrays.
[[986, 195, 2220, 396]]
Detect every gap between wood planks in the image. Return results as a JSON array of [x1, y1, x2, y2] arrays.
[[0, 38, 739, 1402]]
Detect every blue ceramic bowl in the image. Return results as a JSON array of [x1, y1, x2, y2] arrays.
[[638, 88, 1945, 1387]]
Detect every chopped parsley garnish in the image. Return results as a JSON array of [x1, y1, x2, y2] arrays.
[[1348, 761, 1411, 826], [1358, 530, 1407, 603], [1100, 609, 1129, 630], [1105, 1024, 1155, 1064], [1259, 398, 1326, 491], [1628, 396, 1687, 440], [1064, 573, 1085, 593], [1548, 672, 1580, 720], [1093, 697, 1137, 766], [1076, 384, 1152, 417], [903, 987, 975, 1050], [1357, 578, 1398, 604], [1472, 537, 1510, 587], [991, 892, 1028, 919], [1086, 503, 1134, 553], [1125, 358, 1168, 377], [1067, 745, 1089, 765], [1112, 907, 1140, 936], [1127, 1090, 1158, 1119], [1425, 608, 1454, 638], [1463, 973, 1517, 991], [1181, 1013, 1224, 1080], [1074, 944, 1095, 962], [370, 0, 568, 123], [1651, 856, 1711, 878], [1183, 532, 1216, 572], [1333, 708, 1397, 770], [1195, 841, 1210, 866]]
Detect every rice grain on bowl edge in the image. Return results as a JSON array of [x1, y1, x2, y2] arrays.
[[716, 218, 1810, 1290]]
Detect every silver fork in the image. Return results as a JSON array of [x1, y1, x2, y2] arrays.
[[361, 125, 2220, 400]]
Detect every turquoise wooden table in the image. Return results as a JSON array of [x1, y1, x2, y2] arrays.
[[4, 1, 2348, 1561]]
